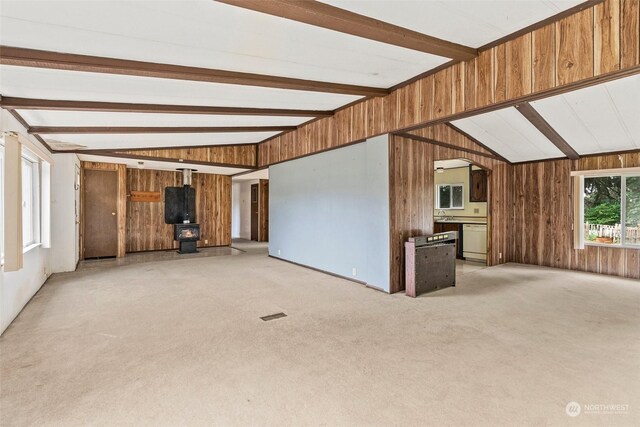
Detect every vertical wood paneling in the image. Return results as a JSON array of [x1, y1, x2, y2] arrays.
[[556, 8, 594, 85], [419, 75, 435, 122], [476, 49, 494, 107], [433, 68, 452, 119], [506, 153, 639, 278], [258, 179, 269, 242], [388, 135, 434, 293], [115, 145, 257, 167], [506, 33, 533, 98], [493, 44, 507, 103], [117, 164, 126, 258], [594, 0, 621, 75], [463, 58, 477, 110], [126, 169, 230, 252], [532, 24, 557, 92], [620, 0, 640, 67], [451, 62, 465, 114]]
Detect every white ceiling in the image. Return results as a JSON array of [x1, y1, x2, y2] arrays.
[[0, 0, 449, 88], [76, 154, 248, 176], [324, 0, 583, 47], [530, 74, 640, 155], [451, 73, 640, 163], [233, 169, 269, 181], [0, 0, 616, 160], [0, 66, 360, 111], [43, 132, 277, 151], [18, 110, 311, 128], [451, 107, 565, 163]]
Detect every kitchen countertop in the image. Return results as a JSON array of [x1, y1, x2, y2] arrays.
[[434, 218, 487, 225]]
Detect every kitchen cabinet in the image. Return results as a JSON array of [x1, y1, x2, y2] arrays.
[[469, 168, 487, 202], [433, 222, 463, 259]]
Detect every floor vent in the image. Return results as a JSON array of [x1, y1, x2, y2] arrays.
[[260, 312, 287, 321]]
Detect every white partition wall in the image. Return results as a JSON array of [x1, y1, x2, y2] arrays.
[[269, 135, 390, 292]]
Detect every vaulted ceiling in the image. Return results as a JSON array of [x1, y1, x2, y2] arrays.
[[2, 0, 627, 173]]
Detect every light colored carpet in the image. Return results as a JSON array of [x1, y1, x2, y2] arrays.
[[1, 243, 638, 426]]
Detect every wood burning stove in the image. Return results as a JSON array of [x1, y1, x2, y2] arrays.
[[164, 168, 201, 254], [174, 223, 200, 254]]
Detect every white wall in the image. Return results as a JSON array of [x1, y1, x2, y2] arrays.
[[1, 111, 74, 334], [232, 179, 258, 239], [269, 135, 390, 291], [231, 182, 241, 238], [49, 153, 81, 273]]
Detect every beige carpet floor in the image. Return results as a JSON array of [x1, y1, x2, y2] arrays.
[[1, 243, 638, 426]]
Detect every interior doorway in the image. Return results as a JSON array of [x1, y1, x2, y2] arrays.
[[250, 183, 259, 241], [83, 169, 118, 258], [433, 158, 488, 266]]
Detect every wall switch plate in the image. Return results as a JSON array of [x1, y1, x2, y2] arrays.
[[352, 268, 357, 276], [278, 249, 281, 256]]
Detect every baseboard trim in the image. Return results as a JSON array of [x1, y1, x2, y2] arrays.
[[268, 255, 389, 293]]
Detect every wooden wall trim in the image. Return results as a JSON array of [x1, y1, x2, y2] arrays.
[[257, 0, 640, 167]]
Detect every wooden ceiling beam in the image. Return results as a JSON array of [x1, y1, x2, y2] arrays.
[[216, 0, 477, 60], [29, 125, 297, 134], [0, 96, 331, 117], [0, 46, 387, 97], [515, 102, 580, 160], [395, 132, 502, 161]]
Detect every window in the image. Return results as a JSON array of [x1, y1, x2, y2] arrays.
[[22, 154, 40, 248], [437, 184, 464, 209], [581, 173, 640, 247]]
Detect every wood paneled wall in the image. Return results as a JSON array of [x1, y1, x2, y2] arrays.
[[258, 179, 269, 242], [258, 0, 640, 168], [126, 169, 231, 252], [507, 152, 640, 279], [388, 128, 512, 293], [80, 161, 126, 258], [388, 135, 435, 293], [113, 144, 257, 168]]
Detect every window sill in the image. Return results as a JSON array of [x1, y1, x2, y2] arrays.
[[584, 242, 640, 250], [23, 242, 42, 254]]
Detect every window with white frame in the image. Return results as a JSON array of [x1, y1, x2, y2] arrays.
[[437, 183, 464, 210], [580, 172, 640, 247], [22, 152, 40, 248]]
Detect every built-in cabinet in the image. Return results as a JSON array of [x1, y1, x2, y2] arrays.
[[469, 168, 488, 202], [433, 222, 463, 259]]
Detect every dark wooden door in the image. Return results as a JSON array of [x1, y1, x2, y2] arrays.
[[84, 169, 118, 258], [250, 183, 259, 241]]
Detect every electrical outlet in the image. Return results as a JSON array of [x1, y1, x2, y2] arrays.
[[499, 252, 503, 259], [204, 239, 209, 245], [352, 267, 357, 277], [278, 249, 281, 256], [474, 208, 479, 214]]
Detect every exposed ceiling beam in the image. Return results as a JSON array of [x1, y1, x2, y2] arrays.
[[29, 125, 296, 135], [444, 123, 510, 163], [515, 102, 580, 160], [0, 96, 331, 117], [216, 0, 477, 60], [70, 150, 254, 169], [0, 46, 386, 97], [395, 132, 502, 161]]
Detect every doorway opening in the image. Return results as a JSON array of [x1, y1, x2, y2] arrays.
[[433, 158, 488, 268]]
